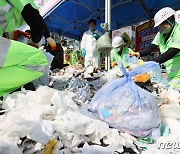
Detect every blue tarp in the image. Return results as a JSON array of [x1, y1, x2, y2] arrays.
[[44, 0, 180, 40]]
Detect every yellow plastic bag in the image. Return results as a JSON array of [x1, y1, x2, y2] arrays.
[[133, 73, 150, 83]]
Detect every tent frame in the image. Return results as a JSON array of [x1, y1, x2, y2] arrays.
[[44, 0, 171, 70], [45, 0, 153, 39]]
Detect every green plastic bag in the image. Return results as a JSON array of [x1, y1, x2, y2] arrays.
[[70, 50, 78, 65], [96, 32, 112, 51]]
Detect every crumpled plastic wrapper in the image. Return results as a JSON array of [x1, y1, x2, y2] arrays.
[[82, 142, 117, 154]]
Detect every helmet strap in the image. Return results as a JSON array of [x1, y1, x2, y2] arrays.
[[167, 19, 174, 27]]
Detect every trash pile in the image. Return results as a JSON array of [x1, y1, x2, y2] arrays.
[[0, 63, 179, 154], [51, 64, 123, 91], [0, 86, 138, 154]]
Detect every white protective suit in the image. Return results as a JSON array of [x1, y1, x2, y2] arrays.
[[81, 30, 101, 68]]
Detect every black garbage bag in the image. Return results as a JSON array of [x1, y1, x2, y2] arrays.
[[45, 43, 64, 70]]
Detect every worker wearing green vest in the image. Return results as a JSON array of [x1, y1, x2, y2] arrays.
[[0, 0, 50, 96], [134, 7, 180, 89], [111, 35, 138, 68], [111, 36, 131, 68]]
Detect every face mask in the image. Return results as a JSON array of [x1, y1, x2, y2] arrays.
[[118, 43, 125, 51], [89, 26, 95, 31], [115, 44, 124, 53], [159, 27, 172, 34], [159, 23, 172, 34]]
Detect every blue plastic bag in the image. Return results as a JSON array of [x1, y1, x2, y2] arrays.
[[90, 62, 161, 137], [150, 65, 168, 87], [124, 54, 138, 64]]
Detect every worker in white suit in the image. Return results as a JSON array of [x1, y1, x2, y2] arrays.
[[81, 19, 102, 69]]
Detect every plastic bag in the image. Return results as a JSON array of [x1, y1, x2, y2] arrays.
[[0, 100, 53, 143], [160, 104, 180, 136], [166, 87, 180, 104], [90, 62, 160, 137], [124, 54, 138, 64], [133, 73, 150, 83], [96, 32, 112, 51], [33, 51, 54, 87], [82, 142, 117, 154], [149, 65, 168, 87], [0, 138, 22, 154]]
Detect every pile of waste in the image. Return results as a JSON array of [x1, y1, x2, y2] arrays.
[[0, 86, 138, 154], [0, 63, 179, 154]]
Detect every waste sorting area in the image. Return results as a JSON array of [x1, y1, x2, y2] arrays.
[[0, 62, 179, 154], [0, 0, 180, 154]]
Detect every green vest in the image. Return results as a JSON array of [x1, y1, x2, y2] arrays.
[[110, 46, 131, 67], [152, 22, 180, 88], [0, 0, 37, 36]]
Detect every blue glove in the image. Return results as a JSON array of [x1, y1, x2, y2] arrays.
[[81, 48, 86, 57]]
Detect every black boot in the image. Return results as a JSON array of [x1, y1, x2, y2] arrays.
[[0, 96, 3, 101], [23, 82, 36, 91], [12, 82, 36, 93]]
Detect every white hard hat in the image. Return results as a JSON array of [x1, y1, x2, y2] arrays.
[[112, 36, 124, 48], [175, 10, 180, 24], [154, 7, 175, 27]]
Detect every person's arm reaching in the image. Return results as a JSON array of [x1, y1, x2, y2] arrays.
[[21, 4, 57, 50], [154, 48, 180, 64], [21, 4, 46, 43], [139, 44, 158, 57], [43, 23, 51, 39]]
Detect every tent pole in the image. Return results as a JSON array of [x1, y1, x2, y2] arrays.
[[105, 0, 111, 70]]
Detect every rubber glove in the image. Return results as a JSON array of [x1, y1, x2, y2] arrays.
[[130, 51, 140, 58], [92, 33, 100, 40], [9, 30, 30, 40], [81, 48, 86, 58], [46, 37, 57, 51], [137, 59, 144, 66], [112, 61, 118, 67]]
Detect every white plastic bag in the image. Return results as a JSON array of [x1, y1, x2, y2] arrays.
[[167, 87, 180, 104], [0, 102, 53, 143], [24, 86, 57, 105], [160, 104, 180, 137], [33, 51, 54, 87], [82, 142, 117, 154], [29, 120, 53, 144], [0, 138, 22, 154]]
